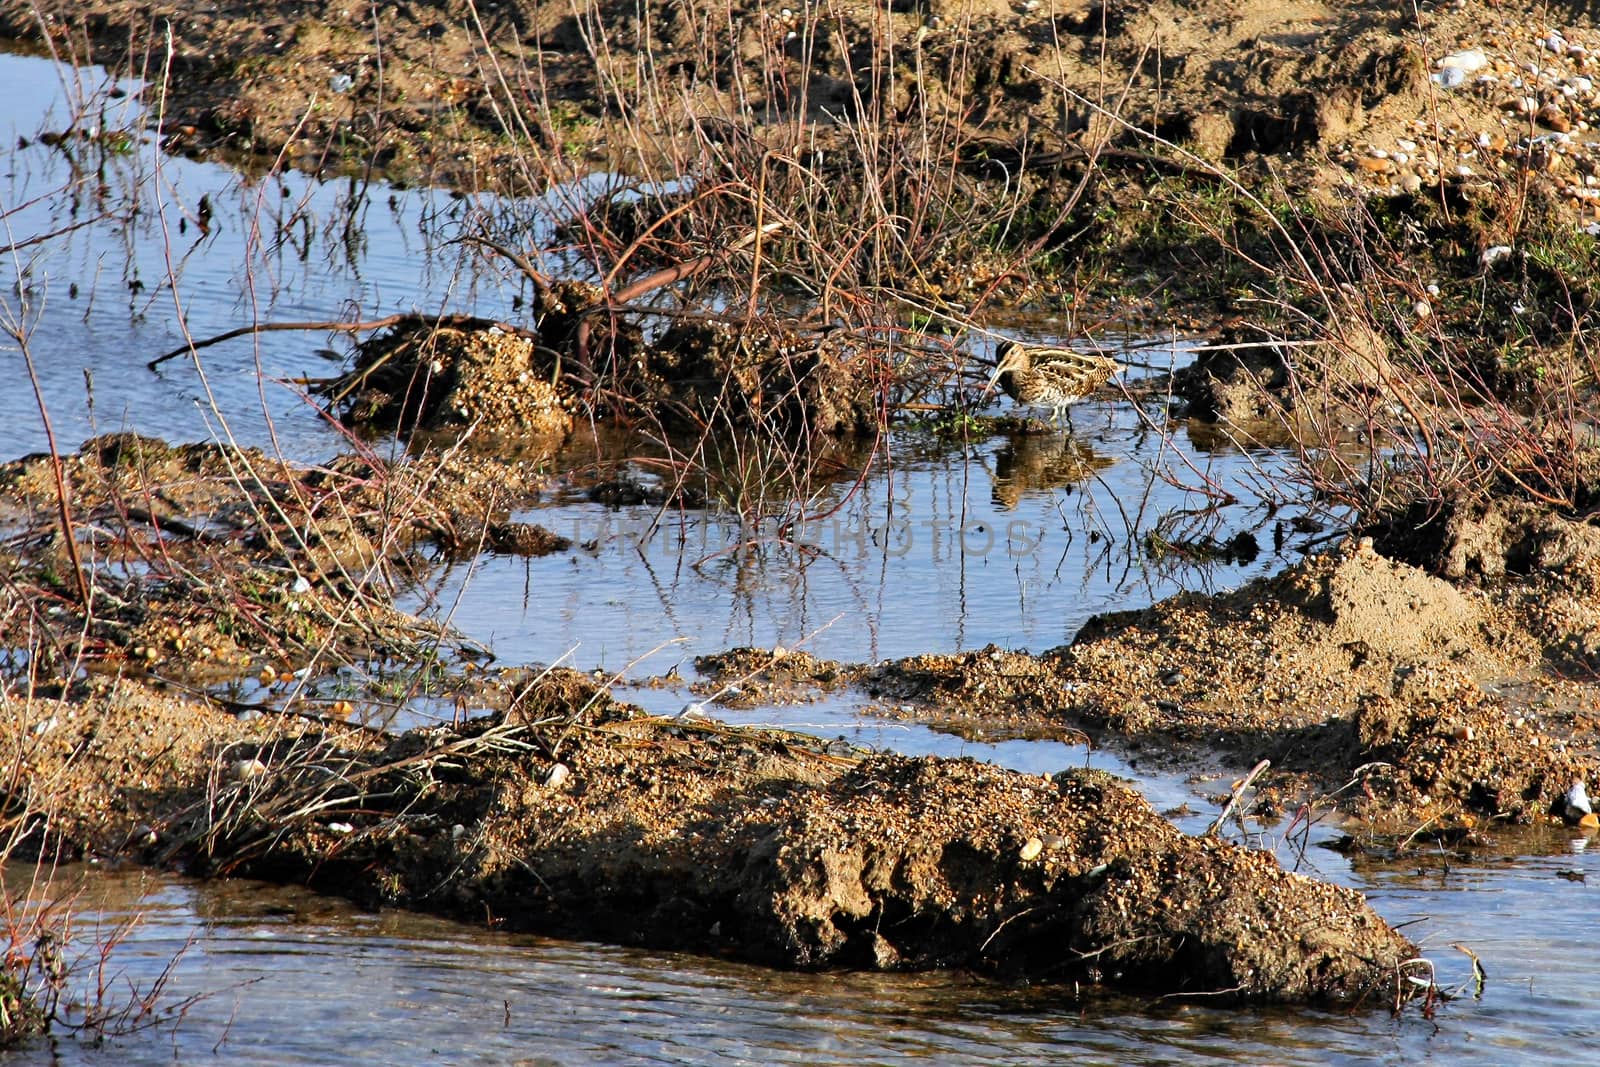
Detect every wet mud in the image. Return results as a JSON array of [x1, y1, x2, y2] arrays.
[[0, 0, 1530, 198], [9, 0, 1600, 1026], [3, 412, 1597, 1009], [2, 672, 1414, 1004]]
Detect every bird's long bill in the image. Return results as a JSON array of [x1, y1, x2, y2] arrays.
[[981, 363, 1005, 396]]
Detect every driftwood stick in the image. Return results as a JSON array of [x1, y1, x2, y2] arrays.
[[146, 313, 526, 371], [147, 314, 414, 370]]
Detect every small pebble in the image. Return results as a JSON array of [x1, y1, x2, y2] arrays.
[[233, 758, 268, 781], [1564, 780, 1593, 821]]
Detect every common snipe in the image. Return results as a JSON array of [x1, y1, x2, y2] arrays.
[[983, 341, 1121, 424]]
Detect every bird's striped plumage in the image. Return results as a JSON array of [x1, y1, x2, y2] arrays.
[[983, 341, 1120, 423]]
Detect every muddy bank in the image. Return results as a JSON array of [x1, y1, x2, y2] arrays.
[[843, 538, 1600, 827], [12, 0, 1600, 353], [1, 675, 1415, 1003], [691, 534, 1600, 828], [334, 311, 883, 443], [0, 435, 1584, 1008], [0, 433, 550, 679], [6, 0, 1583, 201], [9, 431, 1597, 835]]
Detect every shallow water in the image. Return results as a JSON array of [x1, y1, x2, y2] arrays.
[[0, 51, 611, 461], [7, 831, 1597, 1066], [404, 405, 1288, 675], [0, 49, 1593, 1065]]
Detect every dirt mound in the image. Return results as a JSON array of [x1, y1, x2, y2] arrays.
[[1, 678, 324, 858], [0, 677, 1417, 1002], [1275, 537, 1486, 663], [852, 540, 1600, 824], [640, 320, 882, 437], [863, 645, 1072, 723], [337, 316, 574, 442], [1370, 496, 1600, 676], [1351, 679, 1584, 821], [332, 307, 878, 443], [693, 647, 852, 707], [1067, 538, 1512, 730]]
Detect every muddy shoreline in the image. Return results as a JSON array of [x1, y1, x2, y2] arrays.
[[4, 432, 1599, 1008], [14, 0, 1600, 209], [6, 0, 1600, 1034], [6, 669, 1417, 1004]]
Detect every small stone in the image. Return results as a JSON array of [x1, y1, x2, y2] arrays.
[[1019, 837, 1045, 862], [1539, 103, 1572, 132], [1564, 780, 1593, 821], [232, 757, 268, 781], [871, 932, 901, 969], [545, 762, 572, 788], [1438, 48, 1488, 74]]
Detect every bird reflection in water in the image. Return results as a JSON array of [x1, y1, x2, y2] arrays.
[[991, 434, 1113, 510]]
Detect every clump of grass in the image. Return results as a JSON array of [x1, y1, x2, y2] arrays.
[[1070, 75, 1600, 550], [1278, 180, 1600, 529]]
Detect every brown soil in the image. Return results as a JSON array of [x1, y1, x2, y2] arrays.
[[334, 306, 881, 445], [10, 420, 1600, 1015], [10, 0, 1600, 226], [858, 538, 1600, 826], [0, 0, 1561, 198], [697, 532, 1600, 829], [337, 315, 575, 442], [1, 672, 1415, 1003], [0, 433, 543, 681]]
